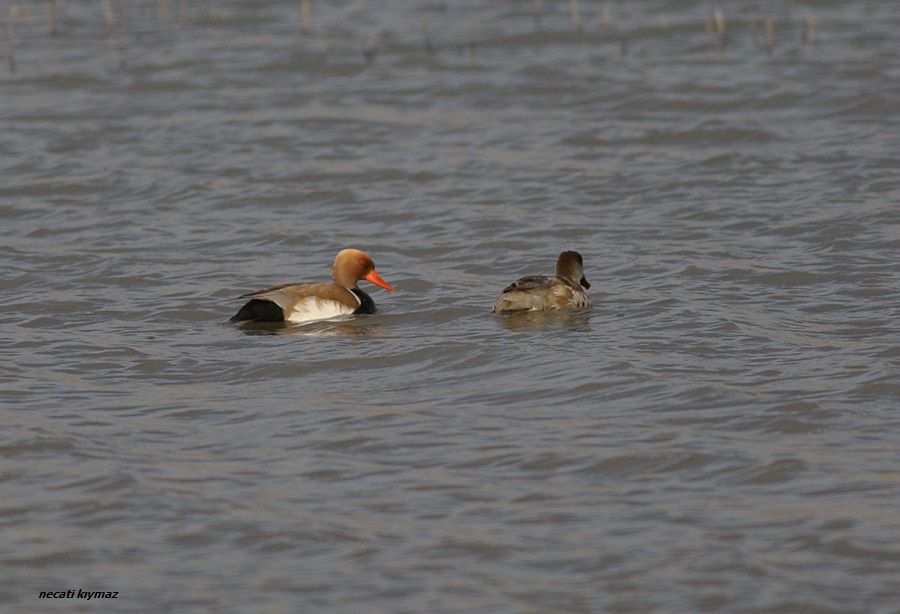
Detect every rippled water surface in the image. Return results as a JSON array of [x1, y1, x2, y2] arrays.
[[3, 1, 900, 612]]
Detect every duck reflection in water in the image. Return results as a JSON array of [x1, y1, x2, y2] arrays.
[[234, 319, 387, 338], [496, 309, 592, 333]]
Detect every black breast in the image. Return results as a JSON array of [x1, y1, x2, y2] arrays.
[[229, 299, 285, 323], [351, 288, 377, 315]]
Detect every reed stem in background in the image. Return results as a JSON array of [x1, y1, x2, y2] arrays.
[[207, 0, 219, 24], [11, 3, 36, 37], [1, 22, 15, 74], [46, 1, 57, 37], [159, 0, 170, 26], [420, 17, 435, 56], [300, 0, 309, 35], [714, 7, 725, 40], [569, 0, 580, 32], [705, 7, 726, 51], [362, 35, 375, 65], [113, 1, 128, 68], [102, 0, 114, 31], [803, 12, 817, 48]]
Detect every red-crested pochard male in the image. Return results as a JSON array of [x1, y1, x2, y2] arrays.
[[230, 249, 394, 324], [492, 251, 592, 314]]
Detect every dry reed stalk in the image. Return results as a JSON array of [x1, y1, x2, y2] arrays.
[[569, 0, 580, 31], [749, 14, 761, 50], [8, 3, 29, 38], [101, 0, 114, 31], [300, 0, 309, 34], [46, 1, 57, 37], [1, 21, 15, 74], [803, 12, 817, 48], [159, 0, 170, 26], [337, 0, 367, 24], [362, 35, 375, 66], [705, 7, 726, 50], [113, 1, 127, 67], [419, 16, 435, 56], [765, 18, 774, 54]]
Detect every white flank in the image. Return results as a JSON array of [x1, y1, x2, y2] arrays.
[[286, 296, 357, 324]]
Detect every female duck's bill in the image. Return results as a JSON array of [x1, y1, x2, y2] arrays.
[[492, 250, 592, 314], [230, 249, 394, 324]]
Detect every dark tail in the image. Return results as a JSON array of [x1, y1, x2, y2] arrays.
[[229, 299, 284, 323]]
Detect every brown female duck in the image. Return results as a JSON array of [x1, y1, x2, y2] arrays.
[[492, 251, 592, 314]]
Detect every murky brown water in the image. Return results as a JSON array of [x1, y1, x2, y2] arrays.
[[3, 1, 900, 612]]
